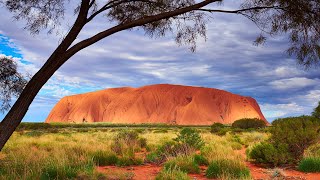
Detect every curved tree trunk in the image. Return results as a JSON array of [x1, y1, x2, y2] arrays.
[[0, 0, 91, 151], [0, 55, 68, 150], [0, 0, 217, 151]]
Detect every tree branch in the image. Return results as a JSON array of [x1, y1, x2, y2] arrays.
[[86, 0, 155, 22], [67, 0, 220, 60], [198, 6, 284, 14]]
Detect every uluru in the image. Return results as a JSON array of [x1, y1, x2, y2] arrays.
[[45, 84, 267, 125]]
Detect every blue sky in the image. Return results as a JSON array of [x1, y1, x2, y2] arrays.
[[0, 1, 320, 122]]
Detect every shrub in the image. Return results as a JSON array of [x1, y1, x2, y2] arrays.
[[298, 158, 320, 172], [24, 131, 44, 137], [91, 151, 118, 166], [138, 138, 147, 148], [232, 118, 266, 129], [155, 166, 190, 180], [193, 154, 209, 166], [149, 141, 194, 164], [210, 123, 225, 134], [164, 155, 200, 174], [230, 142, 243, 150], [205, 159, 250, 179], [304, 143, 320, 158], [312, 101, 320, 119], [271, 116, 320, 161], [174, 128, 204, 149], [248, 142, 291, 166], [111, 130, 146, 155], [145, 152, 161, 164]]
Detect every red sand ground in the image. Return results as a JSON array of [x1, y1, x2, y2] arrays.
[[97, 164, 209, 180], [46, 84, 267, 125], [96, 148, 320, 180], [237, 148, 320, 180]]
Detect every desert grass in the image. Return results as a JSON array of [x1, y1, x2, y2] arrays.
[[0, 127, 267, 179]]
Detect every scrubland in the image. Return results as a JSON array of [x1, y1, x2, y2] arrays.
[[0, 117, 320, 180]]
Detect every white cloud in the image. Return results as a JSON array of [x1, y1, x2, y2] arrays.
[[261, 103, 305, 119], [269, 77, 319, 90]]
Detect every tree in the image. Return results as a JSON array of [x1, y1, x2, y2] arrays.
[[312, 101, 320, 119], [0, 57, 27, 112], [0, 0, 319, 151]]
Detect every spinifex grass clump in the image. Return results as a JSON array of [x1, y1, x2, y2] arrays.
[[146, 128, 205, 164], [298, 158, 320, 172], [91, 150, 118, 166], [205, 159, 250, 179], [164, 155, 200, 174], [111, 130, 147, 155], [111, 129, 146, 166], [155, 166, 190, 180]]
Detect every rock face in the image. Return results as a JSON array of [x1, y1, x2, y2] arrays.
[[45, 84, 267, 125]]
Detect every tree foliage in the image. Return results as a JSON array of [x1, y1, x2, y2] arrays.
[[3, 0, 320, 63], [232, 118, 266, 129], [312, 101, 320, 119], [249, 116, 320, 165], [241, 0, 320, 67], [0, 57, 27, 112]]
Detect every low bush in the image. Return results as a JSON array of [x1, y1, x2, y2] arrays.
[[111, 130, 147, 155], [153, 129, 169, 133], [193, 154, 209, 166], [248, 142, 291, 166], [24, 131, 44, 137], [164, 155, 200, 174], [205, 159, 250, 179], [116, 156, 143, 167], [155, 166, 190, 180], [304, 143, 320, 158], [210, 123, 225, 133], [147, 141, 194, 164], [174, 128, 204, 150], [232, 118, 266, 129], [145, 152, 162, 164], [271, 116, 320, 161], [91, 151, 118, 166], [298, 158, 320, 172]]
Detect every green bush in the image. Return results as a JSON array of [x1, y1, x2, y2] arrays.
[[248, 142, 291, 166], [164, 156, 200, 174], [24, 131, 44, 137], [205, 159, 250, 179], [193, 154, 209, 166], [174, 128, 204, 149], [116, 156, 143, 167], [91, 151, 118, 166], [155, 166, 190, 180], [138, 137, 147, 148], [149, 141, 194, 164], [232, 118, 266, 129], [145, 152, 162, 164], [271, 116, 320, 161], [312, 101, 320, 119], [111, 130, 146, 155], [210, 123, 225, 134], [298, 157, 320, 172]]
